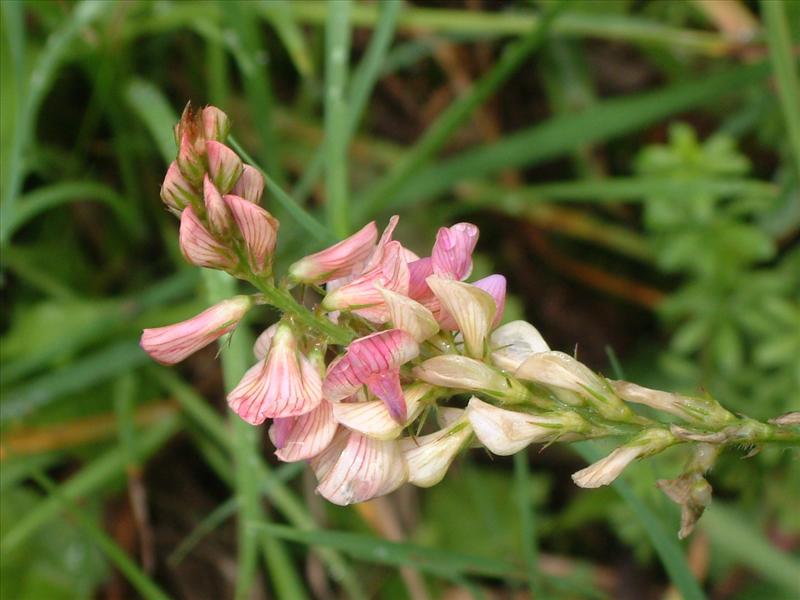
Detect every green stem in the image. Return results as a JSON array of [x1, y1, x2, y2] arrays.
[[250, 278, 353, 345]]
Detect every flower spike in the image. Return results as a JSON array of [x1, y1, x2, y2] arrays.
[[289, 221, 379, 284], [140, 296, 252, 365], [227, 324, 322, 424], [323, 329, 419, 423]]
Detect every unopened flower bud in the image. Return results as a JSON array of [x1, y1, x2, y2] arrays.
[[612, 381, 735, 426], [223, 194, 279, 276], [203, 175, 233, 239], [207, 140, 243, 195], [490, 320, 550, 372], [231, 164, 265, 204], [201, 106, 231, 142], [161, 161, 200, 215], [179, 206, 237, 270], [412, 355, 531, 404], [572, 428, 675, 488], [289, 221, 378, 284], [400, 415, 472, 487], [432, 222, 479, 280], [140, 295, 252, 365], [466, 397, 587, 455], [177, 131, 206, 186]]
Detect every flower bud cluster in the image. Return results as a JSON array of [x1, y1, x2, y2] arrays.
[[140, 106, 799, 532]]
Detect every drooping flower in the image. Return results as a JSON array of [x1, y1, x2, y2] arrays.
[[331, 383, 433, 440], [466, 397, 587, 456], [426, 276, 495, 357], [179, 206, 237, 270], [312, 431, 407, 505], [289, 221, 378, 284], [140, 296, 252, 365], [227, 324, 322, 424], [431, 222, 479, 280], [490, 320, 549, 372], [400, 412, 472, 487], [572, 428, 675, 488], [323, 329, 419, 422], [231, 164, 265, 204], [223, 194, 279, 275], [322, 241, 410, 323], [269, 400, 337, 462]]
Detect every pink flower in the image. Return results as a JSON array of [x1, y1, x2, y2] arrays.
[[231, 164, 264, 204], [473, 274, 506, 327], [432, 223, 479, 280], [201, 106, 230, 142], [223, 194, 279, 276], [160, 161, 199, 215], [289, 221, 378, 284], [179, 206, 237, 270], [140, 296, 252, 365], [407, 257, 434, 300], [321, 241, 409, 323], [311, 430, 407, 505], [269, 400, 337, 462], [227, 324, 322, 424], [323, 329, 419, 423]]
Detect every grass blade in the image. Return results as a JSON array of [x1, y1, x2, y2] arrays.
[[514, 452, 543, 597], [762, 0, 800, 178], [381, 62, 769, 212], [357, 1, 565, 217], [30, 469, 173, 600], [125, 78, 178, 163], [324, 0, 353, 237], [1, 414, 180, 555]]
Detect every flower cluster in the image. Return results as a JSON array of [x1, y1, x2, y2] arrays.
[[141, 106, 799, 535]]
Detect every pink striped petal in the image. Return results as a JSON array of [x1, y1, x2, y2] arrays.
[[206, 140, 243, 194], [179, 206, 237, 270], [201, 106, 230, 142], [407, 257, 434, 300], [253, 323, 278, 360], [366, 369, 406, 423], [227, 325, 322, 424], [378, 285, 439, 343], [321, 241, 409, 323], [314, 432, 407, 505], [203, 175, 232, 238], [432, 223, 479, 280], [364, 215, 400, 270], [231, 164, 264, 204], [224, 194, 279, 276], [289, 221, 378, 284], [160, 161, 199, 215], [140, 296, 252, 365], [269, 401, 337, 462], [473, 274, 506, 327], [323, 329, 419, 404]]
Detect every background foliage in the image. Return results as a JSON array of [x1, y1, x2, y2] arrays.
[[1, 1, 799, 598]]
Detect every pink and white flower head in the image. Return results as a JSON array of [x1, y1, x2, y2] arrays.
[[311, 430, 407, 505], [323, 329, 419, 423], [140, 295, 252, 365], [289, 221, 379, 284], [231, 164, 265, 204], [227, 324, 322, 425], [321, 240, 410, 323], [432, 222, 479, 280], [269, 400, 337, 462], [223, 194, 279, 276], [179, 206, 237, 270]]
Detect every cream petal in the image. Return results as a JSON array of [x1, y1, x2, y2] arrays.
[[332, 383, 428, 439], [490, 320, 550, 372], [516, 351, 604, 395], [412, 355, 508, 395], [378, 285, 439, 343], [400, 418, 472, 487], [426, 276, 495, 358]]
